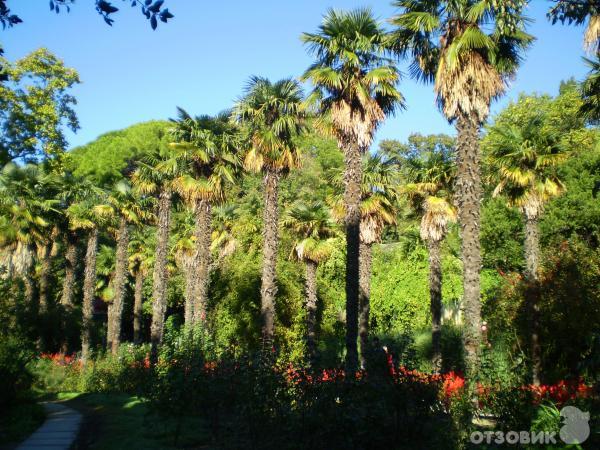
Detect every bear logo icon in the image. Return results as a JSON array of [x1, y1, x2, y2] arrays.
[[560, 406, 590, 444]]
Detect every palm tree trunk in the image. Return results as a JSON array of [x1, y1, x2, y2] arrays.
[[38, 243, 52, 314], [524, 214, 542, 385], [61, 232, 78, 308], [193, 199, 212, 326], [343, 140, 362, 373], [428, 239, 443, 373], [456, 115, 483, 378], [108, 217, 129, 355], [305, 260, 318, 364], [150, 189, 172, 361], [358, 241, 372, 369], [23, 243, 36, 311], [260, 170, 280, 345], [82, 227, 99, 363], [182, 255, 195, 325], [61, 232, 79, 353], [133, 268, 144, 344]]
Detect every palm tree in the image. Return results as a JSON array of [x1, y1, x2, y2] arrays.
[[332, 153, 399, 368], [549, 1, 600, 53], [485, 111, 568, 385], [403, 146, 456, 373], [132, 151, 182, 360], [302, 8, 404, 371], [98, 180, 153, 354], [580, 55, 600, 123], [390, 0, 533, 376], [170, 109, 241, 326], [171, 209, 196, 325], [232, 76, 306, 345], [282, 200, 337, 363], [0, 163, 56, 312], [128, 228, 154, 344], [66, 195, 106, 363]]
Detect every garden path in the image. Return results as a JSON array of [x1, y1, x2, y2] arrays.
[[17, 402, 82, 450]]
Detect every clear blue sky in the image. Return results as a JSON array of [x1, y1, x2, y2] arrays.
[[2, 0, 590, 150]]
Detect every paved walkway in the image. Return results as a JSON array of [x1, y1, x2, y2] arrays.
[[17, 402, 82, 450]]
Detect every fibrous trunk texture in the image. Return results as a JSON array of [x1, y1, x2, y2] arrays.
[[524, 215, 541, 385], [359, 242, 372, 369], [81, 227, 99, 363], [193, 199, 212, 326], [456, 115, 482, 378], [38, 243, 52, 314], [23, 244, 36, 311], [150, 190, 172, 361], [133, 269, 143, 345], [182, 255, 195, 326], [260, 170, 280, 346], [343, 139, 362, 373], [428, 239, 443, 373], [108, 217, 129, 355], [305, 260, 318, 364], [61, 232, 78, 308]]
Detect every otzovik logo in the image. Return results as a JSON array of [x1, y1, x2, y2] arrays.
[[470, 406, 590, 446]]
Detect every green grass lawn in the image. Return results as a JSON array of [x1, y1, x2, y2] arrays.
[[56, 393, 212, 450]]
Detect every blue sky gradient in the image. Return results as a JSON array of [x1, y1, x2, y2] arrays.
[[2, 0, 590, 150]]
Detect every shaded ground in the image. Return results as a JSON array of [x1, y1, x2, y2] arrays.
[[0, 401, 45, 450], [56, 393, 211, 450]]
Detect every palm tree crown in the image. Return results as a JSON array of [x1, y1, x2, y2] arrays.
[[390, 0, 533, 123], [170, 108, 241, 205], [283, 200, 338, 264], [302, 8, 404, 147], [232, 76, 306, 174], [485, 109, 567, 220]]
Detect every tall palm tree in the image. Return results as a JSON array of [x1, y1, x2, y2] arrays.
[[128, 228, 154, 344], [232, 76, 306, 345], [403, 146, 456, 373], [66, 195, 106, 363], [0, 163, 56, 311], [282, 200, 337, 363], [98, 180, 153, 354], [171, 209, 196, 325], [332, 153, 399, 368], [390, 0, 533, 376], [485, 111, 568, 385], [170, 109, 241, 326], [302, 8, 404, 371], [132, 151, 182, 360]]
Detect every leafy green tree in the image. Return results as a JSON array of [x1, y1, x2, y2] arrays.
[[282, 200, 337, 362], [170, 109, 241, 326], [302, 8, 403, 371], [0, 49, 80, 164], [402, 138, 456, 372], [232, 76, 306, 345], [390, 0, 533, 376], [70, 121, 173, 186]]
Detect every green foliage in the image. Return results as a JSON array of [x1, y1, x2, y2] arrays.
[[0, 48, 80, 164], [69, 121, 172, 186]]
